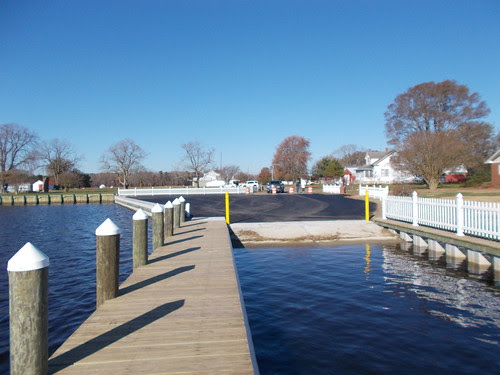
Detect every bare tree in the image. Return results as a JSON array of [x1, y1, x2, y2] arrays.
[[385, 80, 494, 189], [394, 131, 464, 189], [272, 135, 311, 181], [182, 141, 214, 187], [37, 139, 80, 186], [258, 167, 272, 184], [101, 139, 147, 188], [90, 172, 118, 188], [333, 144, 366, 166], [0, 123, 38, 190], [216, 165, 240, 184]]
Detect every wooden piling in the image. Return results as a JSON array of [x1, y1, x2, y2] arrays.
[[179, 196, 186, 224], [8, 242, 49, 375], [164, 201, 174, 240], [95, 219, 121, 308], [151, 203, 164, 250], [173, 198, 180, 229], [133, 209, 148, 269]]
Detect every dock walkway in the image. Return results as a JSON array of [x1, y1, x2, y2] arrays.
[[48, 217, 258, 374]]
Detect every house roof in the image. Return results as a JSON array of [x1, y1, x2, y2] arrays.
[[372, 150, 395, 166], [366, 151, 387, 160], [485, 149, 500, 164]]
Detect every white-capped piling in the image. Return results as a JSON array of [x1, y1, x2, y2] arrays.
[[179, 196, 186, 224], [185, 202, 191, 218], [152, 203, 164, 250], [133, 209, 148, 269], [173, 198, 181, 230], [164, 201, 174, 240], [95, 218, 120, 308], [8, 242, 49, 375]]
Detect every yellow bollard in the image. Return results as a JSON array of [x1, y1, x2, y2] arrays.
[[225, 192, 230, 224], [365, 189, 370, 221]]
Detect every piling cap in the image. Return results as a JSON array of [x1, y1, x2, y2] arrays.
[[164, 201, 173, 209], [151, 203, 164, 213], [95, 218, 121, 236], [178, 196, 185, 203], [133, 208, 148, 220], [173, 198, 180, 205], [7, 242, 49, 272]]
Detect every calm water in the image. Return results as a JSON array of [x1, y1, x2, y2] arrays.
[[234, 244, 500, 375], [1, 205, 499, 374], [0, 204, 152, 374]]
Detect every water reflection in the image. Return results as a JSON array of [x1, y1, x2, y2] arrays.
[[381, 244, 500, 333], [363, 243, 371, 279]]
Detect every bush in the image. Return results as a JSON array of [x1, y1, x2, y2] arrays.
[[390, 184, 413, 196]]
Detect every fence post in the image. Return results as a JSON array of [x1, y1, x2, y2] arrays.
[[179, 196, 186, 224], [151, 203, 164, 250], [95, 218, 120, 308], [8, 242, 49, 375], [456, 193, 465, 236], [173, 198, 181, 229], [133, 209, 148, 269], [382, 194, 387, 219], [412, 191, 419, 227], [164, 201, 174, 240]]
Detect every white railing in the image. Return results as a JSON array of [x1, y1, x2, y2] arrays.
[[383, 192, 499, 241], [323, 184, 342, 194], [359, 184, 389, 200], [117, 186, 249, 196]]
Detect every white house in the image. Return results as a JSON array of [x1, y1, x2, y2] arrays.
[[32, 180, 44, 192], [194, 170, 226, 187], [355, 150, 418, 184]]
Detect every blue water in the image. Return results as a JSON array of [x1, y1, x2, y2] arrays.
[[0, 204, 152, 374], [1, 205, 499, 374], [234, 245, 500, 375]]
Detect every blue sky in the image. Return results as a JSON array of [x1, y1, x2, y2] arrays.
[[1, 0, 499, 174]]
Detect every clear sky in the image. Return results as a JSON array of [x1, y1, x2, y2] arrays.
[[1, 0, 499, 174]]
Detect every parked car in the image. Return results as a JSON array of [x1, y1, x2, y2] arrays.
[[267, 180, 284, 193], [243, 180, 259, 191]]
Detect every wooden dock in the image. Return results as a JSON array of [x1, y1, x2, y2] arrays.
[[48, 217, 259, 374]]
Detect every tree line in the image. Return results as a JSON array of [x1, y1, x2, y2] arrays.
[[1, 80, 498, 191]]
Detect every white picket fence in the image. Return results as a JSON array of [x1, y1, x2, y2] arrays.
[[382, 192, 499, 241], [322, 184, 343, 194], [117, 186, 249, 196], [359, 184, 389, 200]]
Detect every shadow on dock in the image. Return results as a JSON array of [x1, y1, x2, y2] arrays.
[[48, 300, 185, 374], [148, 247, 201, 264], [119, 265, 195, 295]]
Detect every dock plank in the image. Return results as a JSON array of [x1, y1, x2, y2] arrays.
[[48, 217, 258, 374]]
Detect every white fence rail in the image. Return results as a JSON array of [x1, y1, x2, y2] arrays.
[[118, 186, 249, 196], [359, 184, 389, 200], [383, 192, 499, 241], [323, 184, 343, 194]]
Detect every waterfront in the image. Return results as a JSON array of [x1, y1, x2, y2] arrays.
[[1, 205, 499, 374], [0, 204, 151, 374], [234, 244, 500, 374]]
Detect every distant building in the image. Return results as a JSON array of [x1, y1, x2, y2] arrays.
[[355, 150, 418, 184], [32, 180, 44, 192], [485, 149, 500, 187], [194, 170, 225, 187]]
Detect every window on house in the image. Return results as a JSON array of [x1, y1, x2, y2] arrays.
[[381, 169, 389, 177]]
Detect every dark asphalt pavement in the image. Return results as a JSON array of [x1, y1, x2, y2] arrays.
[[139, 194, 376, 223]]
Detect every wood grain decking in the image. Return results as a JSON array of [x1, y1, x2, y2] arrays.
[[48, 217, 258, 374]]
